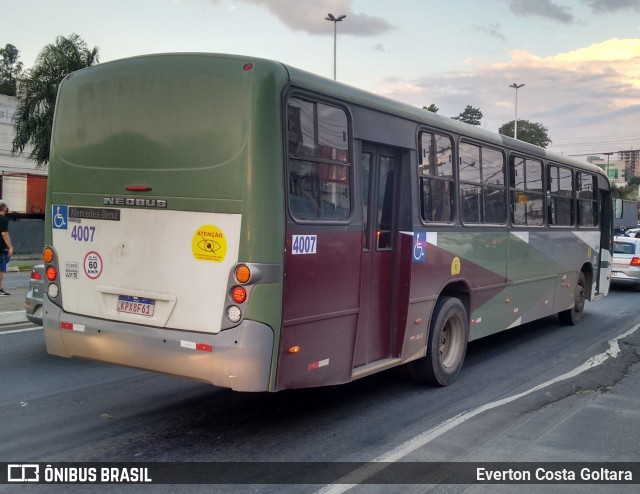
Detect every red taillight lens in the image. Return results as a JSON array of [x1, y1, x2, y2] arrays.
[[31, 269, 42, 281], [232, 286, 247, 304], [46, 266, 58, 281], [631, 257, 640, 266]]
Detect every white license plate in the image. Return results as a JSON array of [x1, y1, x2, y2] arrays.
[[117, 296, 155, 316]]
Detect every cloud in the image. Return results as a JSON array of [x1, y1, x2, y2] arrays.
[[238, 0, 394, 36], [372, 38, 640, 152], [507, 0, 574, 23], [554, 38, 640, 64], [582, 0, 640, 13], [472, 23, 506, 41]]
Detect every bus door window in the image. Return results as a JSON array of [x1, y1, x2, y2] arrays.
[[377, 155, 397, 249], [362, 151, 372, 250], [361, 150, 397, 250]]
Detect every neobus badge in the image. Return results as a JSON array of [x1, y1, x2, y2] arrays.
[[103, 197, 167, 208]]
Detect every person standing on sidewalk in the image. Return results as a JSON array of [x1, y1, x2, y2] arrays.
[[0, 201, 13, 296]]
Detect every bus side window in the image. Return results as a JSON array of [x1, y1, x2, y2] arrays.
[[576, 172, 598, 227], [458, 142, 505, 224], [286, 97, 351, 222], [510, 156, 544, 226], [419, 132, 454, 223], [548, 164, 574, 226]]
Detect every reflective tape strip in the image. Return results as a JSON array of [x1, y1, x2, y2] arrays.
[[308, 358, 330, 371], [60, 322, 85, 332], [181, 340, 213, 352]]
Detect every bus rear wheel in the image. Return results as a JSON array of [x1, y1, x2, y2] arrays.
[[559, 271, 586, 325], [409, 296, 468, 386]]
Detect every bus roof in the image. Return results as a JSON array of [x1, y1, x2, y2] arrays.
[[64, 52, 606, 179]]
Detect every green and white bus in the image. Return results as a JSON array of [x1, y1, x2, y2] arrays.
[[43, 53, 614, 391]]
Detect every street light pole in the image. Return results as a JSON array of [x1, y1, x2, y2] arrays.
[[509, 83, 525, 139], [325, 13, 346, 80]]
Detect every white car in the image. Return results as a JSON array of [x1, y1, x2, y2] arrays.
[[611, 237, 640, 291]]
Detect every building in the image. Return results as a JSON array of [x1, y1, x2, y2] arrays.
[[587, 155, 628, 186], [0, 94, 47, 214], [618, 150, 639, 179]]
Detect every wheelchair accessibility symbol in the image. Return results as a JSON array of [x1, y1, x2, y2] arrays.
[[52, 205, 68, 230], [413, 232, 426, 263]]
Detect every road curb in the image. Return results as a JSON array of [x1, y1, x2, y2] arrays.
[[0, 310, 27, 325]]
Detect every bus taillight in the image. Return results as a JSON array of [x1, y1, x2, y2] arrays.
[[46, 266, 58, 282], [235, 265, 251, 284], [227, 306, 242, 323], [232, 286, 247, 304], [43, 247, 54, 263]]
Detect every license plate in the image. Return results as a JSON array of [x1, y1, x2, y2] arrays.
[[117, 296, 155, 316]]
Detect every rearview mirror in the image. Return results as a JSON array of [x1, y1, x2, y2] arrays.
[[614, 198, 623, 219]]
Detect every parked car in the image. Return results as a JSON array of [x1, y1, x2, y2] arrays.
[[25, 264, 45, 325], [611, 237, 640, 291]]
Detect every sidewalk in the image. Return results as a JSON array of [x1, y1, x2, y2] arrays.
[[0, 278, 30, 325]]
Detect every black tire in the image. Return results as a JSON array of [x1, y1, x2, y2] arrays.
[[559, 271, 586, 325], [408, 297, 468, 386]]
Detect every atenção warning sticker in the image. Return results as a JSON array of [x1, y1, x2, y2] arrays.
[[192, 225, 227, 262]]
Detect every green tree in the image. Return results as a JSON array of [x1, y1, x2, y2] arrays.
[[499, 119, 552, 148], [452, 105, 483, 126], [611, 184, 636, 200], [423, 104, 439, 113], [627, 176, 640, 188], [0, 43, 23, 96], [12, 34, 99, 166]]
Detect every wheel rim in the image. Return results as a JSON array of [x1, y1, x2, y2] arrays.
[[440, 315, 464, 369]]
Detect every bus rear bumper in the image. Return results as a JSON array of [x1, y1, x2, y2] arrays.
[[43, 297, 274, 392]]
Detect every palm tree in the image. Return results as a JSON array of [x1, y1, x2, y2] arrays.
[[12, 34, 99, 166]]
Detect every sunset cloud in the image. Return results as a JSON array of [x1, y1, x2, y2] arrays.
[[372, 38, 640, 151]]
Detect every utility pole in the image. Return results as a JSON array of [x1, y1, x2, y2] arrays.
[[509, 83, 525, 139], [325, 13, 346, 80]]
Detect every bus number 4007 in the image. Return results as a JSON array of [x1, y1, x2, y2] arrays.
[[292, 235, 317, 255], [71, 225, 96, 242]]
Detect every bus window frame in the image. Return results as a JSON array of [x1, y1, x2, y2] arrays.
[[576, 170, 599, 229], [457, 138, 507, 227], [508, 153, 546, 228], [417, 127, 457, 226], [284, 91, 354, 225], [547, 162, 575, 228]]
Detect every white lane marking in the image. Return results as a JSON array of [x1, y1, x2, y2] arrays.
[[0, 326, 43, 335], [316, 323, 640, 493]]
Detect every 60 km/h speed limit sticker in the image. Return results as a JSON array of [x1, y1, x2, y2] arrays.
[[84, 251, 103, 279]]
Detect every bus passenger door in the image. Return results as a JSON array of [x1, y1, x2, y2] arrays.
[[354, 145, 400, 367]]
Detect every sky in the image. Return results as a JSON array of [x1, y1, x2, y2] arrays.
[[3, 0, 639, 157]]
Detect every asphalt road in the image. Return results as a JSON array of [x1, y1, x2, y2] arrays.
[[1, 286, 639, 494]]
